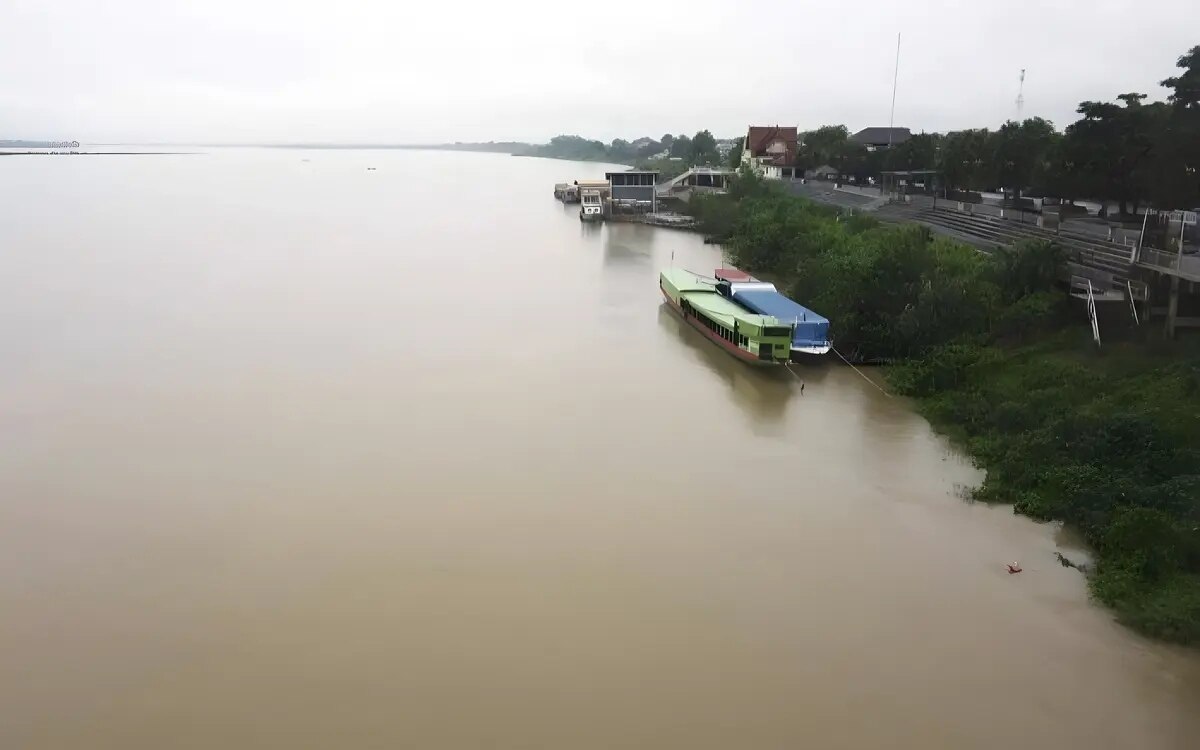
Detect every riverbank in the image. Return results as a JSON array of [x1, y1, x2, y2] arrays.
[[893, 334, 1200, 643], [691, 174, 1200, 644], [514, 151, 632, 167], [521, 151, 696, 181]]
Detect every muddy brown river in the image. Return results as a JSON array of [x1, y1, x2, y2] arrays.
[[2, 148, 1198, 749]]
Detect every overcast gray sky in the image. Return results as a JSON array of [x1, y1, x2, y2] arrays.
[[2, 0, 1195, 143]]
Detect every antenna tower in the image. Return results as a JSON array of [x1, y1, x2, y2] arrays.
[[1016, 69, 1026, 119]]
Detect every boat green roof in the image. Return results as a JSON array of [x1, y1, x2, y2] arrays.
[[688, 291, 778, 328], [660, 268, 779, 329], [660, 267, 714, 294]]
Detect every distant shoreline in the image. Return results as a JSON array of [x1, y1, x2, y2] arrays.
[[510, 152, 634, 167], [0, 151, 193, 156], [89, 143, 531, 152]]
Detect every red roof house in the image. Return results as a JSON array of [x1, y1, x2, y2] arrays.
[[743, 125, 799, 166]]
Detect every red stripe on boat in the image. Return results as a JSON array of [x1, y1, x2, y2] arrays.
[[661, 288, 768, 363]]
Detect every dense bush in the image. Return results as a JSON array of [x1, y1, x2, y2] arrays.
[[696, 174, 1008, 361], [912, 351, 1200, 642]]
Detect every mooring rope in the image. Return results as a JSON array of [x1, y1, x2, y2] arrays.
[[784, 364, 806, 391], [831, 346, 891, 397]]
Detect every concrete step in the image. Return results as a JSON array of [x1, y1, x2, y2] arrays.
[[927, 208, 1132, 258], [922, 210, 1133, 272]]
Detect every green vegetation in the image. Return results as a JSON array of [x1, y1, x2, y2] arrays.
[[692, 173, 1200, 643], [799, 46, 1200, 217], [520, 130, 729, 171], [728, 138, 744, 168], [519, 135, 614, 162], [906, 336, 1200, 643]]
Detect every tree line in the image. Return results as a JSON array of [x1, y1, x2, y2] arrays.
[[689, 174, 1200, 644], [521, 130, 724, 173], [794, 46, 1200, 217]]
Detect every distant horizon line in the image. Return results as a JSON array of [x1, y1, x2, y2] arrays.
[[81, 142, 529, 148], [3, 140, 534, 149]]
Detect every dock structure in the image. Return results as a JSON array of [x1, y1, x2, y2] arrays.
[[574, 179, 611, 196], [656, 167, 735, 203], [554, 171, 705, 228], [605, 170, 658, 215], [553, 182, 579, 203]]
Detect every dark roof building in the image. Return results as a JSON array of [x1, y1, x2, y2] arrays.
[[850, 127, 912, 149]]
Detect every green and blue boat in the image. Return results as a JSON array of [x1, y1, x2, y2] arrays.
[[659, 268, 794, 365]]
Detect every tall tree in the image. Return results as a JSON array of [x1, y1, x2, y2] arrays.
[[1152, 46, 1200, 210], [1064, 96, 1158, 215], [797, 125, 850, 170], [635, 139, 662, 159], [1161, 45, 1200, 109], [1039, 133, 1088, 202], [669, 134, 692, 159], [728, 138, 744, 168], [884, 132, 940, 172], [938, 129, 991, 191], [839, 144, 878, 184], [690, 130, 719, 165], [989, 117, 1058, 200], [609, 138, 635, 162]]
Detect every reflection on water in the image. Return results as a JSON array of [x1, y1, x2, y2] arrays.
[[656, 304, 798, 427], [578, 218, 602, 240], [1, 148, 1198, 750], [602, 223, 656, 267]]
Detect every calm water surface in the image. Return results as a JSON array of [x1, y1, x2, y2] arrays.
[[2, 148, 1198, 749]]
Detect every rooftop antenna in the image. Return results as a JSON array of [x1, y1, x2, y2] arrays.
[[1016, 69, 1026, 120], [888, 32, 901, 148]]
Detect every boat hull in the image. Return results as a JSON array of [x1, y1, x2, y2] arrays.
[[791, 344, 832, 356], [661, 288, 783, 366]]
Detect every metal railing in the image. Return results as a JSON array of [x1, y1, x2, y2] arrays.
[[1086, 279, 1101, 347], [1139, 247, 1183, 269]]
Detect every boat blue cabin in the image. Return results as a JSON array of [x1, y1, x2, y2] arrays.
[[717, 281, 831, 355]]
